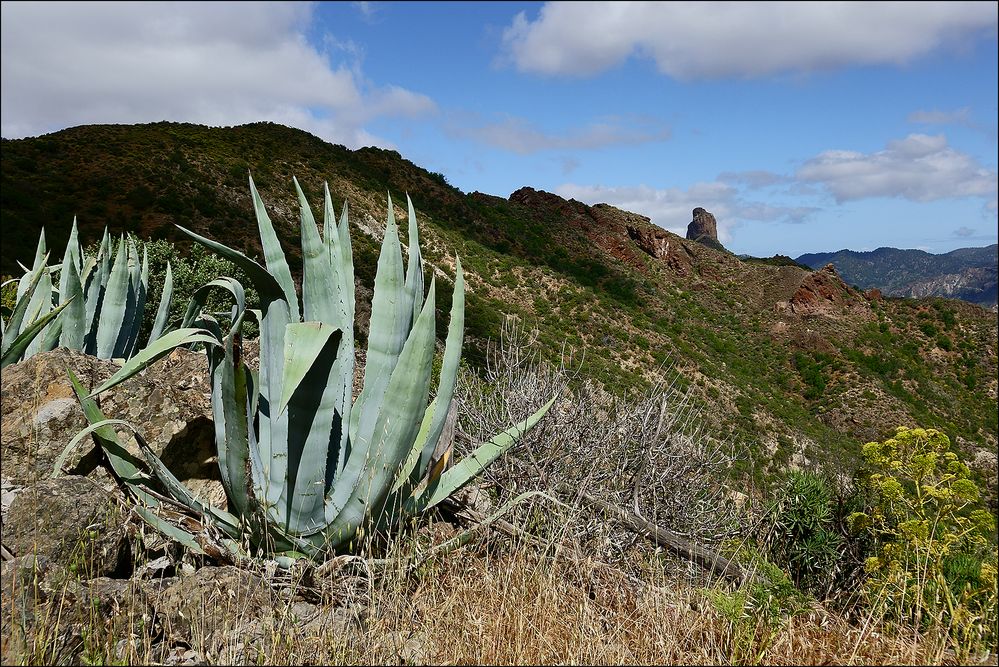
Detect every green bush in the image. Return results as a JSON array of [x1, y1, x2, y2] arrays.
[[767, 471, 846, 597], [143, 239, 260, 339]]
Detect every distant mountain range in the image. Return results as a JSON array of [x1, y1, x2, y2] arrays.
[[796, 245, 998, 309]]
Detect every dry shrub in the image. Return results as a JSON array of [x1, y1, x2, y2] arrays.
[[456, 317, 747, 567]]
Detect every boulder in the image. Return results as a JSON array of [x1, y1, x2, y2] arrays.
[[148, 566, 277, 657], [2, 476, 133, 577], [626, 225, 695, 276], [627, 225, 671, 260], [1, 347, 223, 505]]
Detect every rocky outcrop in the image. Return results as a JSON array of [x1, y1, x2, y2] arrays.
[[627, 225, 671, 260], [686, 208, 721, 249], [1, 347, 222, 504], [776, 264, 873, 319], [626, 225, 695, 277]]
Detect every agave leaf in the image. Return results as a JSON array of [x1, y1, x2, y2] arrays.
[[179, 277, 245, 330], [133, 505, 206, 555], [58, 254, 86, 349], [321, 286, 437, 547], [38, 307, 64, 354], [16, 230, 46, 305], [404, 195, 424, 329], [130, 423, 242, 537], [278, 322, 347, 534], [295, 177, 340, 328], [322, 185, 347, 320], [21, 264, 53, 359], [390, 397, 438, 495], [95, 236, 129, 357], [1, 299, 72, 369], [322, 182, 336, 252], [3, 255, 50, 343], [329, 197, 355, 476], [337, 199, 355, 326], [213, 318, 259, 518], [406, 395, 557, 514], [123, 245, 149, 358], [88, 327, 220, 397], [53, 418, 141, 480], [57, 218, 81, 301], [177, 225, 284, 305], [249, 174, 299, 319], [82, 229, 113, 354], [277, 322, 340, 415], [256, 297, 291, 512], [147, 261, 173, 343], [411, 257, 464, 484], [67, 368, 154, 498], [350, 195, 408, 458]]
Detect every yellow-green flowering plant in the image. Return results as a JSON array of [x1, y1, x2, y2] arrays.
[[849, 427, 997, 654]]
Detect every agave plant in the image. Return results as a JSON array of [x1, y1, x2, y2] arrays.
[[1, 222, 174, 368], [72, 176, 553, 559]]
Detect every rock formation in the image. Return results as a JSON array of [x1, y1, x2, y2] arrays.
[[777, 263, 873, 319], [686, 207, 719, 247]]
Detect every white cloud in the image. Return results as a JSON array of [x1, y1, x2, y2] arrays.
[[556, 181, 816, 243], [353, 2, 379, 22], [502, 2, 997, 79], [717, 170, 788, 189], [908, 107, 973, 126], [796, 133, 998, 203], [450, 114, 670, 154], [953, 226, 976, 237], [0, 1, 435, 147]]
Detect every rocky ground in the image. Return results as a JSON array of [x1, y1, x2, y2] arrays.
[[0, 349, 372, 664]]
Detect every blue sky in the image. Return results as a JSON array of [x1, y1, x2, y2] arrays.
[[2, 1, 997, 257]]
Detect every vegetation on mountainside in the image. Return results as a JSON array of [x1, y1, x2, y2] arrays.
[[850, 427, 998, 656], [2, 122, 996, 497]]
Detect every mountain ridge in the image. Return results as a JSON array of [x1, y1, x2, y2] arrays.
[[796, 245, 998, 309]]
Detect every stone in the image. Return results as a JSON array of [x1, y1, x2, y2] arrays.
[[3, 476, 133, 578], [686, 207, 719, 246], [1, 555, 76, 663], [1, 348, 224, 506], [0, 555, 148, 665], [147, 566, 277, 649]]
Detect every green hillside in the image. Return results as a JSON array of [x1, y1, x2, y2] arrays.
[[3, 122, 996, 496]]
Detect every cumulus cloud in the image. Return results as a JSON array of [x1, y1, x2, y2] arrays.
[[555, 181, 816, 243], [953, 226, 976, 237], [502, 2, 997, 79], [796, 133, 998, 203], [0, 2, 435, 147], [449, 114, 670, 154]]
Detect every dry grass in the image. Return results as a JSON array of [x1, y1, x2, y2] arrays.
[[5, 530, 986, 666]]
